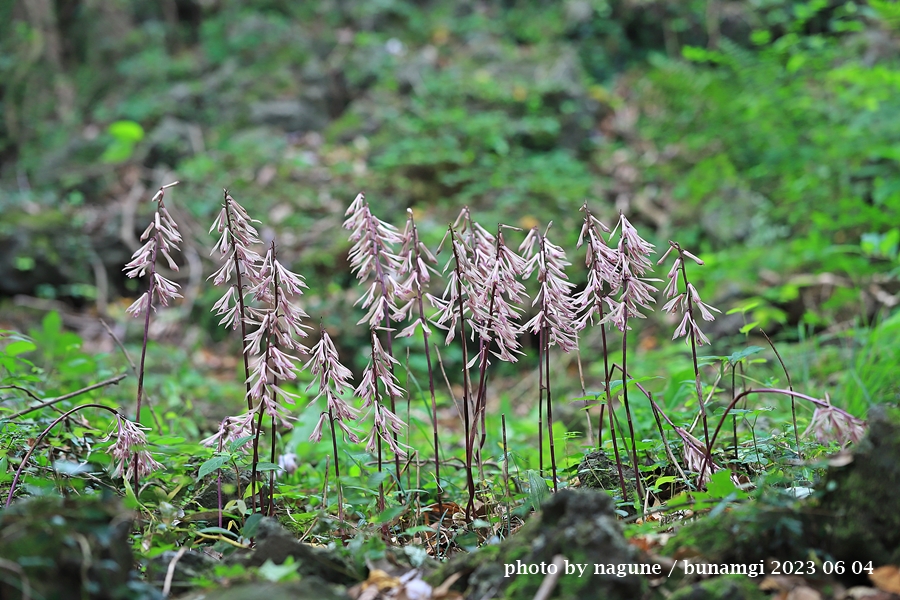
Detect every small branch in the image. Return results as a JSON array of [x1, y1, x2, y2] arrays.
[[0, 385, 42, 403], [532, 555, 565, 600], [162, 546, 188, 598], [760, 328, 800, 459], [100, 319, 137, 372], [6, 403, 122, 507], [5, 375, 128, 420]]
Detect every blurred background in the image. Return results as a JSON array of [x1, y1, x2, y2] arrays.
[[0, 0, 898, 416]]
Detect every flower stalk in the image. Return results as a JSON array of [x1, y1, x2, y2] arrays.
[[123, 181, 181, 492]]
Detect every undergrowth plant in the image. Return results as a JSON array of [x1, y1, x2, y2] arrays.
[[520, 224, 577, 492], [0, 187, 877, 569], [395, 209, 443, 523], [122, 181, 182, 491], [344, 192, 407, 507]]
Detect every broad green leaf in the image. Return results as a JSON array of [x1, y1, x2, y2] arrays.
[[706, 469, 747, 500], [373, 505, 405, 524], [228, 436, 254, 452], [242, 513, 263, 538], [654, 475, 678, 487], [4, 340, 36, 357], [739, 322, 759, 335], [199, 455, 229, 479], [727, 346, 764, 365], [258, 557, 299, 582], [526, 470, 550, 510], [108, 120, 145, 143]]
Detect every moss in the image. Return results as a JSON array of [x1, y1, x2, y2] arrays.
[[429, 490, 648, 599], [669, 574, 766, 600], [665, 501, 813, 566], [577, 451, 636, 504], [815, 404, 900, 566], [0, 494, 157, 600]]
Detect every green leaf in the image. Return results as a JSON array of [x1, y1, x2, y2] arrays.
[[197, 527, 239, 539], [228, 436, 254, 452], [706, 469, 747, 500], [726, 302, 759, 316], [727, 346, 764, 365], [254, 461, 280, 472], [199, 455, 229, 479], [108, 120, 145, 143], [526, 470, 550, 510], [150, 436, 186, 445], [403, 525, 434, 536], [366, 470, 392, 488], [4, 340, 36, 357], [739, 322, 759, 335], [373, 505, 405, 524], [654, 475, 678, 488], [42, 312, 62, 336], [242, 513, 263, 538], [257, 557, 299, 583]]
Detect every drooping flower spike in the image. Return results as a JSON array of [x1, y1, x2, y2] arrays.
[[124, 182, 183, 318], [658, 241, 721, 347]]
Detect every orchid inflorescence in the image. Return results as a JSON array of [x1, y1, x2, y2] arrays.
[[6, 179, 864, 519], [124, 182, 183, 319], [119, 181, 183, 486], [106, 414, 163, 481], [186, 189, 865, 519]]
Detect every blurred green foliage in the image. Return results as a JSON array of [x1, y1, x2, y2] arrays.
[[0, 0, 897, 387]]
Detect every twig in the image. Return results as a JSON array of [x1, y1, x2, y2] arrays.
[[0, 558, 31, 600], [6, 375, 127, 420], [760, 328, 800, 459], [532, 555, 565, 600], [0, 385, 42, 403], [162, 546, 188, 598], [100, 319, 137, 371], [100, 319, 162, 431]]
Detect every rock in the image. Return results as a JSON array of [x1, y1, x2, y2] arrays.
[[146, 549, 217, 594], [249, 100, 329, 133], [576, 450, 635, 500], [194, 469, 257, 510], [0, 494, 159, 600], [433, 489, 647, 599], [229, 517, 359, 585], [816, 404, 900, 566], [173, 579, 346, 600], [664, 403, 900, 587]]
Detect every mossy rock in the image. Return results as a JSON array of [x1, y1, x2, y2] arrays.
[[669, 574, 766, 600], [576, 451, 636, 499], [666, 403, 900, 580], [432, 489, 647, 600], [0, 493, 158, 600], [227, 517, 361, 585], [173, 578, 346, 600], [663, 498, 813, 567], [815, 403, 900, 566]]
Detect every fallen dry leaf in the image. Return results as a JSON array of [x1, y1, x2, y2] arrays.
[[827, 450, 854, 467], [870, 566, 900, 594], [760, 575, 808, 593], [844, 586, 889, 599]]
